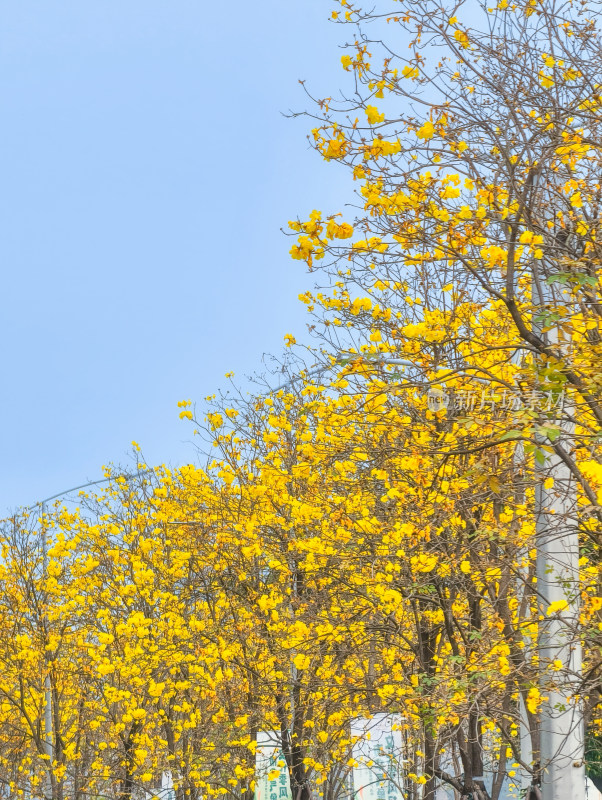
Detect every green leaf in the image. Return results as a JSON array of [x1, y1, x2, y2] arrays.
[[546, 271, 598, 288], [534, 310, 562, 325], [498, 430, 523, 441], [575, 273, 598, 287], [546, 273, 570, 285], [537, 425, 561, 442]]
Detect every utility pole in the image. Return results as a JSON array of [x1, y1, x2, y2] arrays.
[[525, 161, 585, 798], [40, 501, 53, 800], [33, 468, 154, 798], [41, 503, 53, 759], [532, 272, 585, 800], [535, 423, 584, 799]]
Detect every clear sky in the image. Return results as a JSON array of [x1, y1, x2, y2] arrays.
[[0, 1, 352, 512]]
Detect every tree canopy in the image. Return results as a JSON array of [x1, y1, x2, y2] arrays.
[[3, 1, 602, 799]]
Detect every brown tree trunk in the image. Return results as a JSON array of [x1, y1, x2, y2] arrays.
[[119, 723, 141, 800]]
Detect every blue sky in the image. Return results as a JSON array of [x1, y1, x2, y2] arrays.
[[0, 1, 353, 511]]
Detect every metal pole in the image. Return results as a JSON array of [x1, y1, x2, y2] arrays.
[[535, 422, 584, 799], [40, 501, 53, 798], [270, 355, 489, 394], [32, 467, 155, 510], [532, 228, 584, 798], [33, 468, 153, 797]]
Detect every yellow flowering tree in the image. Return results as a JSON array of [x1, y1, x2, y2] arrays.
[[286, 0, 602, 795]]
